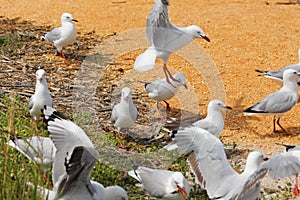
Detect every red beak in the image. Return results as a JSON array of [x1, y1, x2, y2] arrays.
[[177, 186, 187, 200], [202, 35, 210, 42], [39, 78, 43, 83]]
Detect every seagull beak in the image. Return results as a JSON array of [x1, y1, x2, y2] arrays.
[[183, 83, 188, 89], [39, 78, 43, 83], [177, 186, 187, 200], [201, 35, 210, 42], [72, 18, 78, 22], [125, 96, 129, 102], [225, 105, 232, 109]]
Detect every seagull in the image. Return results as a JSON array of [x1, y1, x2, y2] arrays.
[[29, 69, 52, 128], [193, 100, 232, 137], [111, 87, 138, 148], [165, 99, 231, 151], [144, 72, 187, 112], [134, 0, 210, 86], [7, 135, 56, 169], [244, 69, 300, 133], [172, 126, 300, 199], [43, 12, 77, 61], [275, 143, 300, 196], [128, 165, 190, 200], [27, 171, 128, 200], [41, 106, 128, 200], [255, 49, 300, 85]]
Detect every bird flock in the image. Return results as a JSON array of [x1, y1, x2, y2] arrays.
[[5, 0, 300, 199]]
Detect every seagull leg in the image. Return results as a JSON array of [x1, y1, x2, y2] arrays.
[[293, 174, 300, 196], [44, 172, 53, 189], [117, 130, 126, 149], [276, 117, 286, 133], [163, 100, 170, 113], [163, 64, 179, 87], [60, 50, 69, 64]]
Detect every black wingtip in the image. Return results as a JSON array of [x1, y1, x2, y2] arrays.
[[144, 82, 151, 90], [65, 146, 84, 175], [275, 142, 296, 152]]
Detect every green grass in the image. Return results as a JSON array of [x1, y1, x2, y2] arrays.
[[0, 33, 24, 57], [0, 93, 209, 199]]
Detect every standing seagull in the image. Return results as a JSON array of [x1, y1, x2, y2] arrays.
[[255, 49, 300, 85], [134, 0, 210, 86], [43, 13, 77, 61], [40, 106, 128, 200], [165, 99, 231, 151], [111, 87, 138, 148], [128, 165, 190, 200], [172, 126, 300, 199], [144, 72, 187, 112], [29, 69, 52, 121], [193, 100, 232, 137], [244, 69, 300, 133]]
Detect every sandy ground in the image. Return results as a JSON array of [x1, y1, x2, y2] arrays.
[[1, 0, 300, 153]]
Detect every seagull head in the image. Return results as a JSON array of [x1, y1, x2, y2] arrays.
[[172, 172, 188, 200], [282, 69, 300, 82], [174, 72, 187, 89], [36, 69, 46, 84], [121, 87, 132, 103], [244, 151, 267, 174], [209, 100, 232, 111], [61, 13, 78, 23], [186, 25, 210, 42]]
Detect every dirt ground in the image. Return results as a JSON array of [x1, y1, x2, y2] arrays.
[[1, 0, 300, 154]]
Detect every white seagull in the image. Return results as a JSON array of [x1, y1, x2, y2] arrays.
[[29, 69, 52, 120], [255, 49, 300, 85], [134, 0, 210, 86], [43, 12, 77, 60], [128, 165, 190, 200], [7, 135, 56, 169], [172, 126, 300, 199], [165, 99, 231, 151], [27, 180, 127, 200], [111, 87, 138, 148], [244, 69, 300, 133], [144, 72, 187, 112], [40, 106, 128, 200], [193, 99, 232, 137]]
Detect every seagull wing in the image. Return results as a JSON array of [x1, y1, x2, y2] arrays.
[[261, 150, 300, 179], [42, 106, 100, 184], [45, 27, 62, 43], [174, 126, 238, 198]]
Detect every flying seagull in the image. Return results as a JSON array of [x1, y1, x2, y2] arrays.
[[134, 0, 210, 86], [40, 106, 128, 200], [172, 126, 300, 199]]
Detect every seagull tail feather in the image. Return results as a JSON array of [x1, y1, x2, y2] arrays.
[[134, 48, 156, 72]]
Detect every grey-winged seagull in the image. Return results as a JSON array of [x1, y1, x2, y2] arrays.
[[244, 69, 300, 133], [128, 165, 190, 200], [134, 0, 210, 86], [144, 72, 187, 112], [172, 126, 300, 199], [37, 106, 128, 200], [43, 13, 77, 61], [255, 49, 300, 85], [29, 69, 52, 120], [7, 135, 56, 170], [111, 87, 138, 148]]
